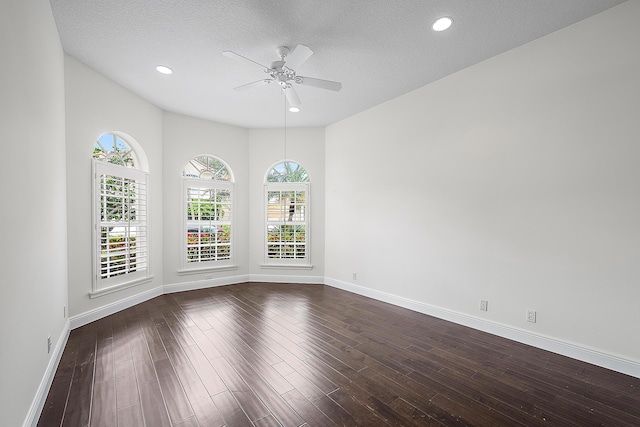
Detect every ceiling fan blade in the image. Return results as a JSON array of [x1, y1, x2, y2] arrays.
[[233, 79, 272, 91], [284, 44, 313, 70], [223, 50, 268, 70], [284, 86, 301, 107], [297, 76, 342, 91]]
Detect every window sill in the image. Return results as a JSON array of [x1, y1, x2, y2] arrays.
[[177, 265, 239, 276], [90, 276, 154, 299]]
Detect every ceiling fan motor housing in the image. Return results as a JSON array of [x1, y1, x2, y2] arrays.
[[276, 46, 290, 59], [268, 55, 296, 88], [270, 60, 286, 70]]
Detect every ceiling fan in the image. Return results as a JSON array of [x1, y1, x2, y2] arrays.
[[222, 45, 342, 108]]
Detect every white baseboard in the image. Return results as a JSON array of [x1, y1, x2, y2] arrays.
[[23, 320, 70, 427], [164, 274, 324, 292], [69, 274, 323, 330], [163, 274, 250, 294], [33, 274, 323, 425], [248, 273, 324, 284], [324, 277, 640, 379], [33, 274, 640, 427], [70, 286, 163, 329], [67, 275, 640, 380]]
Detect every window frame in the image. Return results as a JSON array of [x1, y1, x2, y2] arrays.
[[262, 179, 311, 269], [91, 159, 152, 297], [179, 155, 236, 274], [180, 179, 236, 272]]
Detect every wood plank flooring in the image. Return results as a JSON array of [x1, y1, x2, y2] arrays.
[[37, 283, 640, 426]]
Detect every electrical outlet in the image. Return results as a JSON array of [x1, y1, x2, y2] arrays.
[[480, 300, 488, 311], [527, 309, 537, 323], [47, 336, 52, 354], [352, 272, 357, 280]]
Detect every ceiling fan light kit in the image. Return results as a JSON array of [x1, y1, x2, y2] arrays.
[[223, 44, 342, 109]]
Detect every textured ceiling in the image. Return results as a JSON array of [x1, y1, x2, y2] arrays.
[[50, 0, 625, 128]]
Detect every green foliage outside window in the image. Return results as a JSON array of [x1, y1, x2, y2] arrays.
[[186, 225, 231, 262], [100, 233, 137, 278], [186, 188, 231, 263], [101, 175, 137, 221], [266, 161, 309, 183], [186, 199, 227, 221], [267, 225, 306, 259]]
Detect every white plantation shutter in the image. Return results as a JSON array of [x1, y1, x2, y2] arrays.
[[93, 160, 150, 293], [183, 179, 233, 268], [264, 182, 310, 266]]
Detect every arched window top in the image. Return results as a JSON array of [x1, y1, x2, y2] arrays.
[[93, 133, 137, 168], [183, 155, 233, 182], [91, 132, 149, 296], [266, 161, 309, 183]]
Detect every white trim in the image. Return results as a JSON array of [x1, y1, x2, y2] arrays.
[[72, 274, 323, 331], [89, 275, 154, 298], [22, 320, 70, 427], [92, 159, 151, 293], [72, 276, 249, 329], [181, 179, 235, 270], [163, 274, 250, 294], [177, 265, 239, 275], [249, 274, 324, 284], [108, 131, 149, 173], [71, 274, 640, 379], [259, 264, 314, 270], [324, 277, 640, 379], [264, 181, 311, 267], [38, 273, 639, 427], [71, 286, 162, 329]]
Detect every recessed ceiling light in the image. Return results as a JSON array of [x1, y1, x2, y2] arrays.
[[289, 107, 300, 113], [432, 16, 453, 32], [155, 65, 173, 75]]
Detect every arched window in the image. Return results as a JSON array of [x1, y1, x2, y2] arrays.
[[93, 133, 136, 166], [92, 133, 150, 296], [181, 155, 235, 271], [263, 161, 311, 267], [266, 161, 309, 183]]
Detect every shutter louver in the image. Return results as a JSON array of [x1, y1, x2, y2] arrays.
[[94, 161, 149, 290], [266, 185, 308, 261], [185, 180, 232, 265]]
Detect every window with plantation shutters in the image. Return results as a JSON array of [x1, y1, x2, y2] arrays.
[[92, 133, 151, 297], [181, 155, 235, 272], [263, 161, 311, 267]]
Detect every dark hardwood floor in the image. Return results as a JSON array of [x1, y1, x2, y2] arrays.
[[37, 283, 640, 426]]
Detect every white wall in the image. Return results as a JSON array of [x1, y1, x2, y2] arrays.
[[162, 115, 326, 287], [65, 56, 164, 317], [325, 1, 640, 365], [0, 1, 68, 426], [162, 112, 250, 285], [249, 128, 325, 280]]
